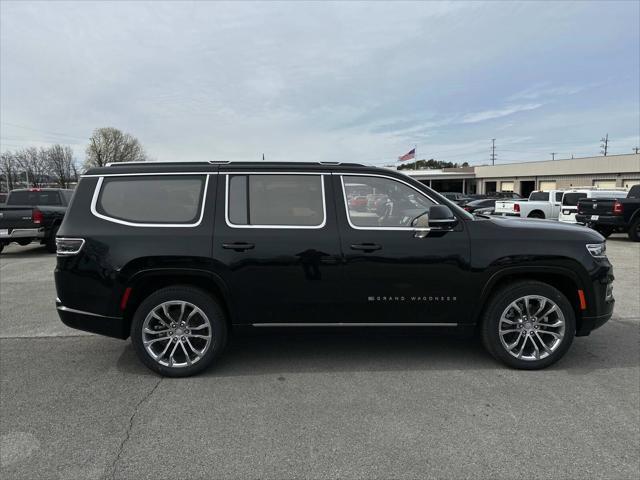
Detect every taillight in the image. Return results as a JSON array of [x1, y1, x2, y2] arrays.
[[32, 209, 43, 224], [613, 201, 623, 215], [56, 238, 85, 256], [464, 206, 471, 211], [514, 203, 520, 213]]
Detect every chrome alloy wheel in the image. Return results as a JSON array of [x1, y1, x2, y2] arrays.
[[141, 301, 212, 368], [498, 295, 565, 361]]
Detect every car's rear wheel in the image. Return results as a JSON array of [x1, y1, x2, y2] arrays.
[[131, 286, 227, 377], [628, 217, 640, 242], [481, 281, 575, 369], [528, 211, 545, 219]]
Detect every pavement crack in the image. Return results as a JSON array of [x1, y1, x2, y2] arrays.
[[106, 377, 163, 480]]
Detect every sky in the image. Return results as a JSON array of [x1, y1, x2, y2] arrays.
[[1, 0, 639, 167]]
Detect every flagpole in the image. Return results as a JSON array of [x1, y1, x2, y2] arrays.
[[414, 144, 418, 170]]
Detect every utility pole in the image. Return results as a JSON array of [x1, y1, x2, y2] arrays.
[[550, 152, 556, 161], [600, 133, 609, 156], [490, 139, 497, 165], [633, 147, 639, 154]]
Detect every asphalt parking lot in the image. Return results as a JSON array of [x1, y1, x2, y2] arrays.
[[1, 236, 639, 480]]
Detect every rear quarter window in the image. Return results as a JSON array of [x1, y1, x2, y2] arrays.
[[94, 175, 207, 225]]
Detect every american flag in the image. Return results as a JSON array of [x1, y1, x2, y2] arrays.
[[398, 148, 416, 161]]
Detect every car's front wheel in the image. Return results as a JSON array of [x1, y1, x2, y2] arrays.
[[481, 281, 575, 369], [131, 286, 227, 377]]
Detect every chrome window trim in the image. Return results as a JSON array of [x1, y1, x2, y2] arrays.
[[90, 174, 210, 228], [338, 172, 439, 231], [224, 173, 327, 230]]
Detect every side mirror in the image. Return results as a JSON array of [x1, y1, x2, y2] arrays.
[[412, 205, 458, 238]]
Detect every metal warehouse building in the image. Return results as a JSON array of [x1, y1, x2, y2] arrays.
[[402, 153, 640, 197]]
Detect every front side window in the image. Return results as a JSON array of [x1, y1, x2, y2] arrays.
[[227, 174, 325, 227], [342, 175, 435, 228], [95, 175, 206, 224]]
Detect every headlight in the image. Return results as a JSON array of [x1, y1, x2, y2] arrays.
[[586, 243, 606, 258]]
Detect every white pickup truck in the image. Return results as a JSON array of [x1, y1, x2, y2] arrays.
[[493, 190, 564, 219]]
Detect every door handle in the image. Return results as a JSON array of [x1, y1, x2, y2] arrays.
[[350, 243, 382, 252], [222, 242, 255, 252]]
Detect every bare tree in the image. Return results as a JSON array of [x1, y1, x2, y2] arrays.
[[14, 147, 48, 187], [85, 127, 147, 168], [1, 151, 20, 191], [47, 144, 76, 188]]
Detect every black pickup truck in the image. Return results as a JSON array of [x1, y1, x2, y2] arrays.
[[576, 184, 640, 241], [0, 188, 74, 253]]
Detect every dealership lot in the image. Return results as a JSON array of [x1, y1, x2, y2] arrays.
[[1, 237, 639, 479]]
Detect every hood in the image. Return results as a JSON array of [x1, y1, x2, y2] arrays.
[[485, 216, 605, 243]]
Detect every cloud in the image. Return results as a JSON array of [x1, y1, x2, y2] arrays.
[[0, 1, 638, 165], [461, 104, 544, 124]]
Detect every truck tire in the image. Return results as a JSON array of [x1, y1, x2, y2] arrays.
[[45, 226, 59, 253], [131, 285, 228, 377], [17, 239, 32, 246], [528, 211, 545, 219], [481, 281, 575, 370], [0, 243, 3, 254], [629, 217, 640, 242]]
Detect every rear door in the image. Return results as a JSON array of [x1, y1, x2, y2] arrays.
[[212, 169, 343, 326], [334, 172, 472, 326]]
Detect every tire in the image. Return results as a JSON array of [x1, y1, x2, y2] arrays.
[[0, 243, 4, 254], [131, 286, 227, 377], [628, 217, 640, 242], [45, 225, 59, 253], [481, 281, 575, 370], [528, 211, 545, 219], [17, 239, 32, 246], [595, 226, 613, 239]]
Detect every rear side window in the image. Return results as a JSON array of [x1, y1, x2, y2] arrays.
[[529, 192, 549, 201], [227, 174, 325, 227], [95, 175, 206, 225], [7, 191, 62, 206], [562, 193, 587, 206]]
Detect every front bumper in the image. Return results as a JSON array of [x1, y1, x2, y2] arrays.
[[56, 298, 128, 339], [0, 227, 44, 240]]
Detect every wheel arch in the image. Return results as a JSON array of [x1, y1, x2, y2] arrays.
[[527, 210, 545, 218], [122, 269, 234, 337], [474, 266, 586, 332]]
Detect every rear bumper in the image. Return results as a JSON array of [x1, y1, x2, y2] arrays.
[[491, 212, 520, 217], [575, 214, 626, 228], [56, 299, 129, 339], [0, 227, 44, 240]]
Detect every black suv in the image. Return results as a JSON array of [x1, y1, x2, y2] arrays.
[[55, 162, 614, 376]]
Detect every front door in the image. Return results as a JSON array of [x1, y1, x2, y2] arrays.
[[335, 173, 472, 325], [213, 170, 343, 325]]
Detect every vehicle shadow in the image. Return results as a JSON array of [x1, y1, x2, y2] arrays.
[[0, 243, 49, 258], [115, 320, 638, 377]]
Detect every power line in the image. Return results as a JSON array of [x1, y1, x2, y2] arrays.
[[600, 133, 609, 156], [0, 122, 86, 141]]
